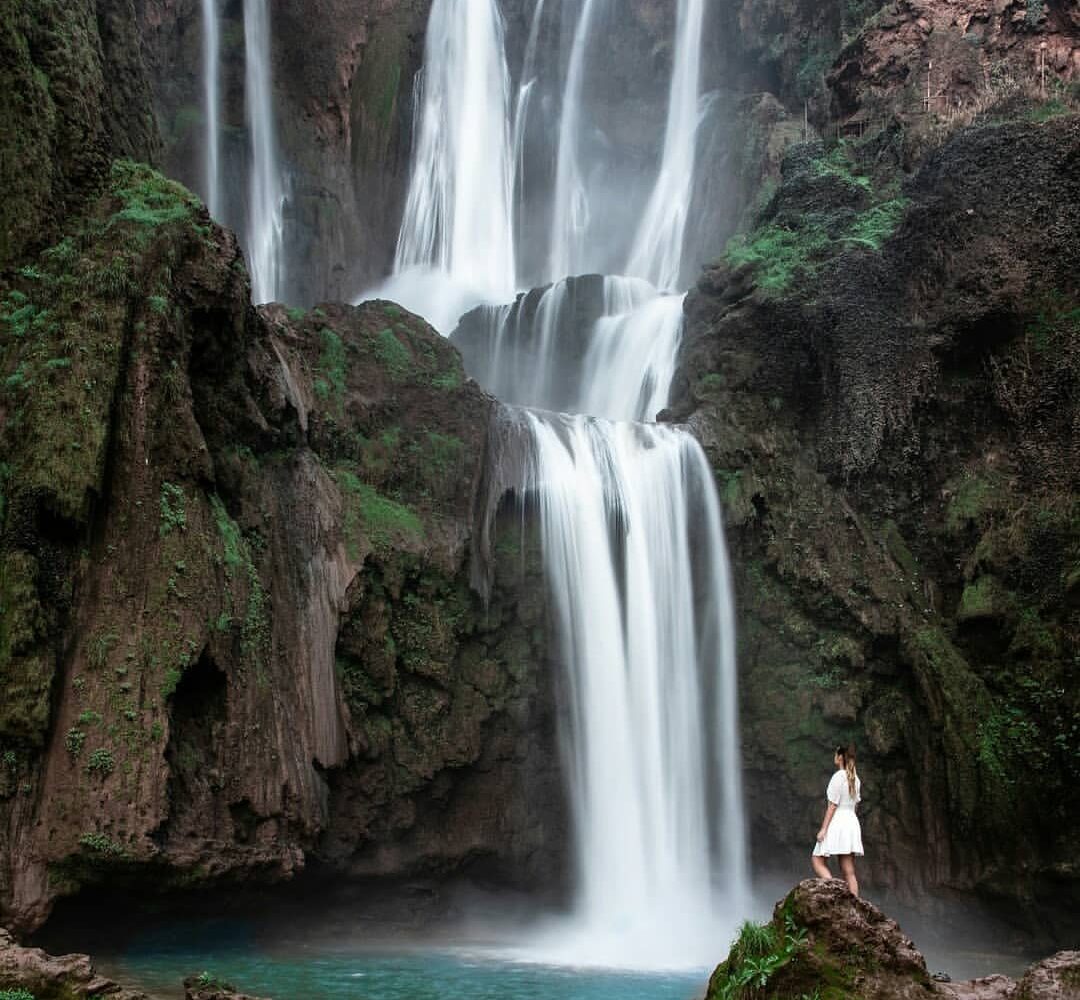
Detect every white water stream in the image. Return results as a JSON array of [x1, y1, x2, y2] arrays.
[[547, 0, 603, 283], [244, 0, 284, 303], [626, 0, 707, 290], [371, 0, 747, 968], [383, 0, 517, 331], [200, 0, 221, 219]]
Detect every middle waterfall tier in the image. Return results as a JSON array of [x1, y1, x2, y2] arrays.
[[451, 274, 685, 423]]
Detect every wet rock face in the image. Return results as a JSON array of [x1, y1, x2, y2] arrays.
[[0, 165, 565, 932], [0, 0, 159, 265], [675, 113, 1080, 939]]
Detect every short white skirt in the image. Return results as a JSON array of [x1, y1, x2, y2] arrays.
[[813, 808, 863, 857]]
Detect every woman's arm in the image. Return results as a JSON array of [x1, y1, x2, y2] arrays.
[[817, 802, 837, 842]]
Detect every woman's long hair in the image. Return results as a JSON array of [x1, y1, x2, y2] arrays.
[[836, 743, 858, 799]]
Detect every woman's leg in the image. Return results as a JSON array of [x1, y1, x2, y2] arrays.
[[838, 854, 859, 896], [811, 853, 832, 879]]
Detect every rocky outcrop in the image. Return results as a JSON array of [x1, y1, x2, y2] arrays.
[[184, 973, 270, 1000], [829, 0, 1080, 120], [0, 0, 159, 266], [675, 113, 1080, 940], [706, 880, 1080, 1000], [0, 162, 564, 932], [0, 927, 148, 999]]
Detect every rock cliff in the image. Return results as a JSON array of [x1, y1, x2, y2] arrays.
[[674, 110, 1080, 940]]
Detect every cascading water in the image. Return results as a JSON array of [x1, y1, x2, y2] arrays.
[[547, 0, 603, 283], [507, 410, 745, 968], [626, 0, 707, 290], [384, 0, 748, 970], [244, 0, 284, 303], [200, 0, 221, 219], [380, 0, 516, 332]]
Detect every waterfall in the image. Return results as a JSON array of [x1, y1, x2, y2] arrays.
[[548, 0, 602, 283], [509, 410, 745, 968], [387, 0, 516, 329], [626, 0, 707, 290], [244, 0, 284, 303], [579, 280, 685, 422], [386, 0, 747, 970], [201, 0, 221, 218]]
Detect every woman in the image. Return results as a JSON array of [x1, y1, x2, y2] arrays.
[[811, 743, 863, 896]]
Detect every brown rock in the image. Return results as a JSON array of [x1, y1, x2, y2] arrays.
[[0, 927, 148, 999], [184, 972, 270, 1000], [944, 974, 1017, 1000], [1016, 951, 1080, 1000]]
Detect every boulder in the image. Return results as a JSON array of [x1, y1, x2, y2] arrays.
[[184, 972, 270, 1000], [0, 927, 148, 999], [708, 881, 1080, 1000]]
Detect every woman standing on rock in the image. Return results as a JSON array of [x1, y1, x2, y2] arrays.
[[811, 743, 863, 896]]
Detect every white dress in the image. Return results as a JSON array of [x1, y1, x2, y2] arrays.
[[812, 769, 863, 857]]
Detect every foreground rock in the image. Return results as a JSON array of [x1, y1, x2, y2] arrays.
[[706, 880, 1080, 1000], [0, 928, 148, 999], [184, 972, 269, 1000]]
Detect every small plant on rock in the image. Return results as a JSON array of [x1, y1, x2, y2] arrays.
[[86, 748, 115, 776]]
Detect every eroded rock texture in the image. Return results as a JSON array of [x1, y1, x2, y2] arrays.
[[0, 162, 563, 932], [675, 114, 1080, 939]]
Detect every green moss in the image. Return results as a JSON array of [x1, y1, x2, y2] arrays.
[[945, 472, 1005, 535], [78, 832, 126, 857], [374, 327, 413, 379], [0, 988, 38, 1000], [958, 575, 1014, 621], [812, 143, 873, 191], [85, 747, 114, 775], [159, 482, 186, 536], [210, 494, 244, 576], [314, 327, 347, 412], [64, 727, 86, 757], [841, 198, 908, 251], [107, 160, 201, 234], [725, 222, 830, 293], [337, 469, 424, 555]]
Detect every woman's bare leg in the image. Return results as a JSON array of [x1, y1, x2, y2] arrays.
[[838, 854, 859, 896], [811, 854, 832, 879]]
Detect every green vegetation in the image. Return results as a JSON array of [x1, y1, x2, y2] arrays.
[[314, 327, 347, 411], [958, 575, 1013, 620], [159, 482, 187, 536], [725, 143, 908, 295], [78, 832, 126, 857], [85, 747, 115, 775], [708, 911, 808, 1000], [0, 989, 37, 1000], [812, 143, 873, 191], [374, 327, 413, 378], [842, 198, 909, 251], [337, 469, 424, 556], [945, 472, 1005, 535], [210, 494, 244, 576], [726, 223, 830, 294], [64, 727, 86, 757], [108, 160, 201, 234]]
